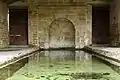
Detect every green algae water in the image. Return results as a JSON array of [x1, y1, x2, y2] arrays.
[[6, 50, 120, 80]]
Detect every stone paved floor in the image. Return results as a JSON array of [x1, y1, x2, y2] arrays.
[[90, 44, 120, 54], [0, 46, 39, 68]]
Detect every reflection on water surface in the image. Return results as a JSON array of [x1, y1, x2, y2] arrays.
[[6, 50, 120, 80]]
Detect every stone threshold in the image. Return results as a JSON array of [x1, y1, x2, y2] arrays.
[[0, 47, 39, 69], [83, 46, 120, 67]]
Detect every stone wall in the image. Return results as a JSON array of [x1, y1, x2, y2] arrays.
[[28, 0, 92, 48], [110, 0, 120, 46], [49, 18, 75, 48], [0, 0, 112, 48], [0, 1, 9, 48]]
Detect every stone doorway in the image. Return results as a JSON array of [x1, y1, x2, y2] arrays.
[[92, 6, 110, 44], [9, 9, 28, 45], [49, 18, 75, 48]]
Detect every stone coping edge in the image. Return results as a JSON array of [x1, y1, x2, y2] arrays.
[[83, 46, 120, 66], [0, 48, 40, 69]]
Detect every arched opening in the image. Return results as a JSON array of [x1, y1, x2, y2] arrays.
[[49, 18, 75, 48], [8, 1, 28, 45], [92, 5, 110, 45]]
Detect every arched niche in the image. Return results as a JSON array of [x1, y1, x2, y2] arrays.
[[49, 18, 75, 48]]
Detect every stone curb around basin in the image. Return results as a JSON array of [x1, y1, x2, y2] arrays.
[[0, 47, 40, 69], [83, 46, 120, 67]]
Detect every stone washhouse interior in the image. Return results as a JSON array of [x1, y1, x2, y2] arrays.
[[0, 0, 120, 80]]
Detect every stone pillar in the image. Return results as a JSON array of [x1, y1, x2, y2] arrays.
[[110, 0, 120, 46], [0, 2, 9, 48]]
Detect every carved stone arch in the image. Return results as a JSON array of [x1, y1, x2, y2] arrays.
[[49, 18, 75, 48]]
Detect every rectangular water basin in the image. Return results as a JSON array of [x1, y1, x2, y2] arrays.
[[3, 50, 120, 80]]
